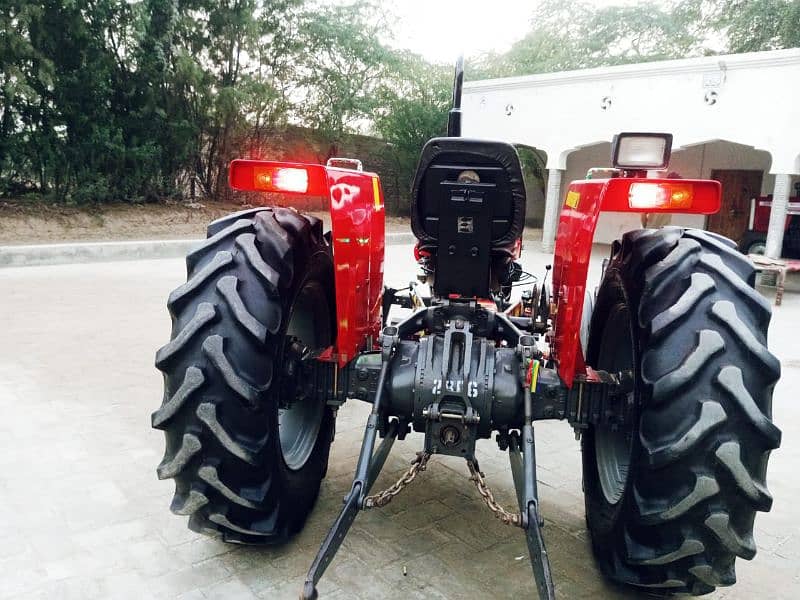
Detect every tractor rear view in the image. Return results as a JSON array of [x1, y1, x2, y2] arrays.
[[152, 58, 780, 598]]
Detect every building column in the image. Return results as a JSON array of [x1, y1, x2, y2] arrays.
[[542, 169, 563, 253], [765, 174, 791, 259]]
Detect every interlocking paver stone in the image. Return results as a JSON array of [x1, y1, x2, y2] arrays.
[[0, 242, 797, 599]]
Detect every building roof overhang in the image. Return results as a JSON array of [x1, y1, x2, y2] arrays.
[[464, 48, 800, 93]]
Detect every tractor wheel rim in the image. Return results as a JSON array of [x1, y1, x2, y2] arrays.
[[748, 241, 767, 255], [279, 280, 329, 471], [594, 302, 635, 505]]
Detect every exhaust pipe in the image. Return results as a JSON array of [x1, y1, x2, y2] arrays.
[[447, 55, 464, 137]]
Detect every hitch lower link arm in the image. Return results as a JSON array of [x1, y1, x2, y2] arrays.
[[511, 335, 556, 600], [300, 327, 401, 600]]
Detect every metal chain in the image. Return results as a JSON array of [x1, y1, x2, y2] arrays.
[[362, 451, 521, 528], [467, 460, 522, 527], [363, 451, 431, 509]]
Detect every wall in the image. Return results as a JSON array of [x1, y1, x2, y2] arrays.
[[462, 49, 800, 176], [670, 142, 772, 189]]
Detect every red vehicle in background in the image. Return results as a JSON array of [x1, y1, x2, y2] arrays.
[[740, 182, 800, 257]]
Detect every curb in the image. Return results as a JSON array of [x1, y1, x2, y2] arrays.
[[0, 232, 418, 268]]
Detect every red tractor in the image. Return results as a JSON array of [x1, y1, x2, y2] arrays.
[[152, 59, 780, 599], [739, 184, 800, 257]]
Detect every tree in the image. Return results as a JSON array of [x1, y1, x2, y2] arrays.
[[472, 0, 711, 78], [22, 0, 147, 202], [0, 2, 53, 193], [373, 54, 450, 202], [3, 0, 796, 208], [294, 1, 396, 142], [712, 0, 800, 52], [139, 0, 307, 199]]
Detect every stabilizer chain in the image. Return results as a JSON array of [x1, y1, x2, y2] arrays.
[[363, 451, 431, 509], [467, 460, 522, 527], [362, 451, 524, 531]]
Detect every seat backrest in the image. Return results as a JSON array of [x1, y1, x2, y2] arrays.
[[411, 138, 526, 298]]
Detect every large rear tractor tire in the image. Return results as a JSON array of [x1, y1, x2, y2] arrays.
[[152, 207, 336, 544], [582, 227, 781, 595]]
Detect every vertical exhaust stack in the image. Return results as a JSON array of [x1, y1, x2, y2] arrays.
[[447, 55, 465, 138]]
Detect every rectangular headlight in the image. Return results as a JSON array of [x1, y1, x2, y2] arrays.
[[611, 132, 672, 170]]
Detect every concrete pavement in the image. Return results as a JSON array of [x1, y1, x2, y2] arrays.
[[0, 233, 417, 268], [0, 243, 797, 599]]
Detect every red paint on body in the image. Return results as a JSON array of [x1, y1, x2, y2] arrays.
[[552, 177, 720, 387], [228, 159, 384, 367], [327, 168, 384, 366]]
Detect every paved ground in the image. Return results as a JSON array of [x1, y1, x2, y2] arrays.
[[0, 241, 798, 599]]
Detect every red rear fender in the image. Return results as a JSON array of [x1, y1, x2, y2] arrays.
[[551, 177, 720, 386], [229, 159, 385, 366]]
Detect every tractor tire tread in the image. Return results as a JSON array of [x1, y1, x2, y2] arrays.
[[586, 226, 780, 595], [153, 207, 333, 544]]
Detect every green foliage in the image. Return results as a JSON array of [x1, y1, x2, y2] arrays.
[[373, 55, 451, 190], [0, 0, 797, 206], [0, 0, 396, 202], [712, 0, 800, 52], [295, 1, 397, 141], [516, 145, 547, 199], [471, 0, 712, 78]]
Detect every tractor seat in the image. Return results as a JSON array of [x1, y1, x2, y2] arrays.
[[410, 138, 527, 297], [411, 138, 526, 255]]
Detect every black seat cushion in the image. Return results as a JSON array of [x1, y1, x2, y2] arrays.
[[410, 138, 526, 253]]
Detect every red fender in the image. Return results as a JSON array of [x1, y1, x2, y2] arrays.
[[551, 177, 720, 387], [229, 159, 384, 367], [326, 168, 385, 366]]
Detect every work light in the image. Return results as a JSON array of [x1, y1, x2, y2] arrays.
[[611, 132, 672, 170]]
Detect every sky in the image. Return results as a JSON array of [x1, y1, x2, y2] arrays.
[[387, 0, 655, 64]]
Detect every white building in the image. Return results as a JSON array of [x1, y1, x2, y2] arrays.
[[462, 49, 800, 257]]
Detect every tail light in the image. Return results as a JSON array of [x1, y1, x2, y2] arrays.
[[229, 160, 328, 195], [602, 178, 721, 214], [264, 167, 309, 193], [628, 182, 693, 209]]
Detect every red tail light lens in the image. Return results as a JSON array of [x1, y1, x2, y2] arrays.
[[229, 160, 327, 195], [260, 166, 308, 193], [628, 182, 694, 209], [601, 178, 720, 214]]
